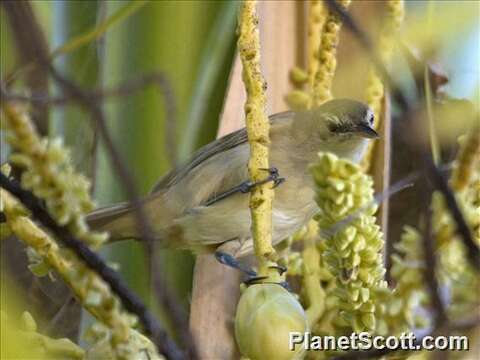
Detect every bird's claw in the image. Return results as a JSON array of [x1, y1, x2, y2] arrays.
[[238, 167, 285, 193], [244, 276, 269, 286], [269, 264, 287, 275], [256, 167, 285, 189], [273, 177, 285, 189], [244, 276, 291, 291]]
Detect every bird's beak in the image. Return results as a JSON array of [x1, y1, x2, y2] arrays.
[[356, 123, 379, 139]]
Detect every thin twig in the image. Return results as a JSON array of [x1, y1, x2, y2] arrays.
[[323, 0, 480, 273], [4, 15, 192, 353], [1, 72, 178, 167], [0, 173, 184, 360], [421, 191, 448, 326], [42, 64, 196, 358], [2, 0, 50, 136], [424, 155, 480, 270]]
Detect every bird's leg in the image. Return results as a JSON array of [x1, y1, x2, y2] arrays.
[[214, 251, 257, 277], [214, 251, 290, 290], [204, 167, 285, 206]]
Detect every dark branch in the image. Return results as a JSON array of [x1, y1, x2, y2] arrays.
[[41, 64, 196, 359], [423, 155, 480, 271], [323, 0, 480, 273], [2, 0, 190, 352], [1, 72, 179, 167], [2, 0, 50, 136], [421, 192, 448, 326], [0, 173, 184, 360]]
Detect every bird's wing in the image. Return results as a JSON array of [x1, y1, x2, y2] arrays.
[[151, 111, 295, 193]]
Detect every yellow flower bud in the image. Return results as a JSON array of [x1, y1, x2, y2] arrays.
[[235, 284, 308, 360], [285, 90, 311, 111]]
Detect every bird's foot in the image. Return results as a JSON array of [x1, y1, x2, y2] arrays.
[[241, 167, 285, 192], [269, 264, 287, 276], [214, 251, 290, 290]]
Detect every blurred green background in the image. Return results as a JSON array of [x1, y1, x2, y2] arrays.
[[2, 0, 238, 341], [1, 0, 478, 347]]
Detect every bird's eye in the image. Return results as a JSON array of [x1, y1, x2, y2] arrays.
[[368, 113, 374, 125]]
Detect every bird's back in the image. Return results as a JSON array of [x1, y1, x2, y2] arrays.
[[87, 111, 295, 244]]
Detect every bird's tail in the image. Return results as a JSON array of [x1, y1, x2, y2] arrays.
[[86, 202, 138, 242]]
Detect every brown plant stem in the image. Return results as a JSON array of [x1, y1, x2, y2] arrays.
[[2, 0, 49, 135]]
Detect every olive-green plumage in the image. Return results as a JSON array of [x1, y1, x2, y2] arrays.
[[87, 98, 377, 257]]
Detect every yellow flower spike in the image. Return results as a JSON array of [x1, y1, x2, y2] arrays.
[[2, 308, 84, 359], [379, 225, 427, 335], [302, 221, 326, 327], [362, 0, 405, 171], [312, 0, 351, 106], [289, 66, 309, 87], [85, 323, 164, 360], [2, 104, 107, 249], [450, 128, 480, 191], [238, 0, 277, 274], [1, 190, 161, 359], [311, 152, 388, 332], [307, 0, 327, 91], [235, 284, 308, 360], [425, 129, 479, 319], [284, 90, 312, 111]]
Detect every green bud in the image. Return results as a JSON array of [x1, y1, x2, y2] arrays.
[[235, 284, 308, 360], [361, 313, 376, 330]]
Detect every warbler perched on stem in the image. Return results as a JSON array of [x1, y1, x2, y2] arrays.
[[88, 98, 378, 257]]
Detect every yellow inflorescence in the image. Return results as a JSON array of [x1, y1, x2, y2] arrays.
[[311, 153, 387, 332], [238, 0, 276, 269], [1, 311, 85, 359], [380, 226, 427, 335], [1, 103, 163, 358], [85, 323, 164, 360], [307, 0, 327, 92], [362, 0, 404, 170], [432, 135, 480, 318], [302, 221, 326, 327], [450, 128, 480, 191], [0, 190, 161, 359], [382, 131, 480, 334], [2, 104, 107, 249], [312, 0, 351, 106]]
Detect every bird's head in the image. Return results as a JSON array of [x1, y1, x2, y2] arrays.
[[291, 99, 378, 163], [314, 98, 378, 140]]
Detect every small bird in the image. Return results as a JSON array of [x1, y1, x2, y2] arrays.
[[87, 98, 378, 258]]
